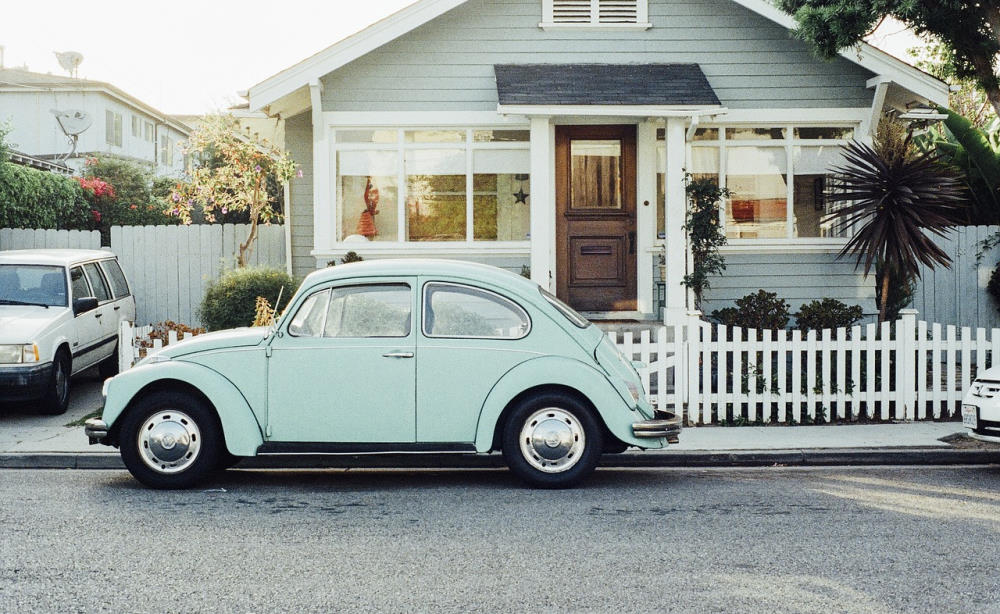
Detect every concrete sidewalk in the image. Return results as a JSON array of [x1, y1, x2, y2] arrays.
[[1, 375, 998, 469]]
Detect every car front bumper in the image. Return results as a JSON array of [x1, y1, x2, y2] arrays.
[[84, 418, 110, 445], [0, 362, 52, 402], [633, 410, 681, 443]]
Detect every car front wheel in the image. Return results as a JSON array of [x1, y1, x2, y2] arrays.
[[502, 392, 603, 488], [39, 351, 70, 415], [119, 391, 221, 489]]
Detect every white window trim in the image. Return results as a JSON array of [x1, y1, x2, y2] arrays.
[[540, 0, 651, 29], [331, 125, 532, 249]]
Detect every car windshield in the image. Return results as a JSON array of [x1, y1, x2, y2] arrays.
[[0, 264, 68, 307]]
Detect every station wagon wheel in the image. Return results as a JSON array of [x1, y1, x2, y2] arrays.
[[39, 350, 70, 415], [119, 391, 221, 489], [502, 392, 603, 489]]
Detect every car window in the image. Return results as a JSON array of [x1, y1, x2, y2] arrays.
[[539, 287, 590, 329], [324, 284, 411, 338], [69, 266, 92, 300], [99, 259, 130, 298], [423, 283, 530, 339], [83, 262, 111, 302], [0, 264, 67, 307], [287, 289, 330, 337]]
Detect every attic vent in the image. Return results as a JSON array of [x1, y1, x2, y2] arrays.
[[543, 0, 649, 27]]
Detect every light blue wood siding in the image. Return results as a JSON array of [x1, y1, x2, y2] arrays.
[[320, 0, 874, 112], [700, 250, 876, 317], [285, 112, 315, 277]]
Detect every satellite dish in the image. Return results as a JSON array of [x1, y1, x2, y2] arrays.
[[54, 51, 83, 77], [50, 108, 92, 161]]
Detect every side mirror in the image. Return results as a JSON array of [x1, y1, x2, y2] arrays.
[[73, 297, 99, 316]]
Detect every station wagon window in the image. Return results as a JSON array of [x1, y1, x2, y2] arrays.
[[423, 283, 530, 339], [99, 259, 130, 298], [288, 289, 331, 337], [69, 266, 91, 299], [83, 263, 111, 302], [324, 284, 411, 338]]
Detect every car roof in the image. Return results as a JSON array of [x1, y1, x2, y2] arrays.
[[0, 248, 116, 266], [302, 258, 540, 294]]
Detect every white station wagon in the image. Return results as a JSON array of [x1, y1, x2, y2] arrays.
[[0, 249, 135, 414]]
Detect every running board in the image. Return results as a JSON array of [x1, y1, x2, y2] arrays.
[[257, 442, 477, 455]]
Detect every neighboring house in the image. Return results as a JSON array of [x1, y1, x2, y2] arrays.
[[0, 68, 190, 176], [246, 0, 949, 323]]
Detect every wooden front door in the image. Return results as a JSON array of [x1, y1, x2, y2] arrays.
[[555, 125, 637, 312]]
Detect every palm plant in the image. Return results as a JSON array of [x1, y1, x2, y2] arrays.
[[826, 140, 967, 322]]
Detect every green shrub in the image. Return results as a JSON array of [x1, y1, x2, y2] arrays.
[[989, 262, 1000, 315], [200, 267, 299, 331], [795, 298, 865, 331], [711, 289, 790, 331], [0, 162, 90, 230]]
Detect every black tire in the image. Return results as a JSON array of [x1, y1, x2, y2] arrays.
[[119, 390, 222, 489], [501, 392, 603, 489], [97, 344, 119, 379], [39, 350, 71, 415]]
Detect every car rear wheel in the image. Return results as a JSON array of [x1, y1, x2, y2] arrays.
[[39, 351, 71, 415], [502, 392, 603, 488], [119, 391, 221, 489]]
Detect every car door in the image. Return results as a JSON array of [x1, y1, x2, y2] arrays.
[[416, 279, 536, 443], [81, 261, 118, 361], [68, 265, 103, 370], [266, 278, 417, 444], [98, 258, 136, 325]]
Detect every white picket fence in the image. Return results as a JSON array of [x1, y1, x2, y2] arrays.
[[614, 309, 989, 425], [118, 321, 204, 370]]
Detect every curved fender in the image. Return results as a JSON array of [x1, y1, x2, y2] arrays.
[[102, 360, 264, 456], [473, 355, 662, 452]]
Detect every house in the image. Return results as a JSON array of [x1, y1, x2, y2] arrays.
[[0, 67, 190, 176], [246, 0, 949, 323]]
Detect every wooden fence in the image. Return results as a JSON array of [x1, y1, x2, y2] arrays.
[[0, 228, 100, 250], [615, 310, 986, 425], [110, 223, 286, 326]]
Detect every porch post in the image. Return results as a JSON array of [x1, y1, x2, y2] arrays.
[[662, 116, 688, 325], [529, 116, 554, 291], [635, 120, 657, 316], [309, 80, 333, 260]]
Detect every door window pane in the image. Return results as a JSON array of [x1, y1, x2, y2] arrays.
[[69, 266, 91, 299], [726, 147, 787, 239], [406, 149, 466, 241], [99, 260, 130, 298], [324, 285, 411, 338], [338, 151, 398, 241], [288, 290, 330, 337], [473, 149, 530, 241], [570, 140, 622, 209], [423, 283, 530, 339], [83, 263, 111, 302]]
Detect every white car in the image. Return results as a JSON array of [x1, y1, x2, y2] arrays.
[[0, 249, 135, 414], [961, 369, 1000, 443]]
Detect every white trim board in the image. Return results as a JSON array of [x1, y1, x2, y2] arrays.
[[248, 0, 948, 112]]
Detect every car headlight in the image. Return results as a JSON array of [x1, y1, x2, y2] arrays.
[[0, 344, 39, 364]]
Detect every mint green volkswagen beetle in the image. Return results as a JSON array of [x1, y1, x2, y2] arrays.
[[85, 260, 679, 489]]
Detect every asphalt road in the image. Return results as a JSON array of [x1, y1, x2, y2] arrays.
[[1, 466, 998, 613]]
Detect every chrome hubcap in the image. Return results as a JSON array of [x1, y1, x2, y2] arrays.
[[137, 410, 201, 474], [519, 407, 585, 473]]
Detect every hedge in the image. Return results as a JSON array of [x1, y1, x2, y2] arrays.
[[0, 162, 90, 229]]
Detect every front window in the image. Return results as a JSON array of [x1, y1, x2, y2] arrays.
[[335, 128, 530, 243], [656, 125, 852, 240], [0, 265, 68, 307], [69, 266, 91, 300]]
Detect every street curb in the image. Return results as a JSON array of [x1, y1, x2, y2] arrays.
[[1, 448, 997, 470]]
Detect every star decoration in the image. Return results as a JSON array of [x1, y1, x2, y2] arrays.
[[513, 187, 529, 204]]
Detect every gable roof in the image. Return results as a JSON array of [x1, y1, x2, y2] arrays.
[[494, 64, 721, 106], [247, 0, 949, 112], [0, 68, 191, 134]]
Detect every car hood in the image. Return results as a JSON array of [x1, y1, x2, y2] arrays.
[[0, 306, 67, 342], [157, 327, 270, 359]]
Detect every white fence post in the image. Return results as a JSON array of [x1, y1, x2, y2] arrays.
[[686, 311, 702, 426], [898, 309, 918, 419], [118, 320, 134, 372]]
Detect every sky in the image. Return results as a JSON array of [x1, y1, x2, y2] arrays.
[[1, 0, 415, 115], [1, 1, 924, 116]]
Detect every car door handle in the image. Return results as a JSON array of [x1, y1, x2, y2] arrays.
[[94, 313, 102, 318], [382, 351, 414, 358], [114, 305, 121, 311]]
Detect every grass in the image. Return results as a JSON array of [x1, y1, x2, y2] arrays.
[[64, 408, 101, 428]]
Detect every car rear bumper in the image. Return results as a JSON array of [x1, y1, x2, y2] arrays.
[[633, 410, 681, 443], [0, 362, 52, 402], [84, 418, 110, 445]]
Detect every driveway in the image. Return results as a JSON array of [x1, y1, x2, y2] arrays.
[[0, 367, 104, 453]]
